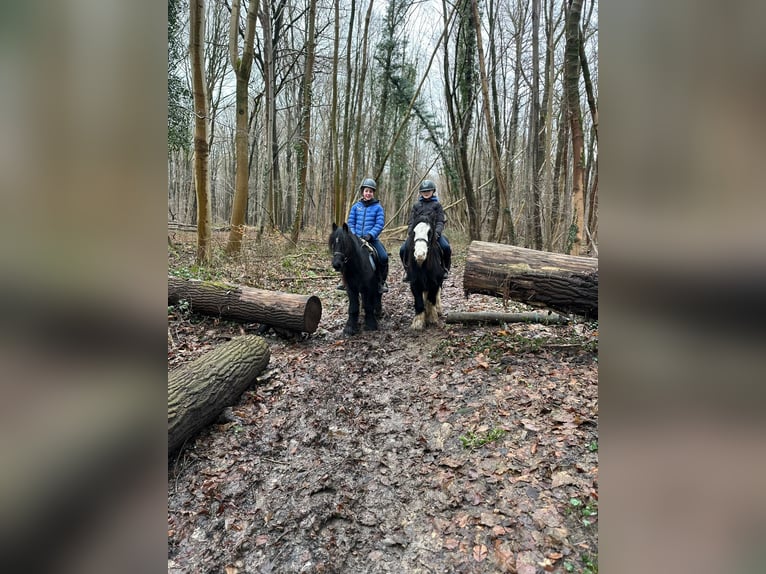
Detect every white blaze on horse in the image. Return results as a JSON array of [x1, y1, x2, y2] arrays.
[[405, 219, 446, 330]]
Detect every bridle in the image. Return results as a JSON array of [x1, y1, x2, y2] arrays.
[[332, 234, 350, 266], [412, 221, 432, 249], [333, 251, 348, 265]]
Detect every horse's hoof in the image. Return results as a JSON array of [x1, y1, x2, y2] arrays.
[[364, 321, 378, 331], [411, 313, 425, 330], [342, 325, 359, 336]]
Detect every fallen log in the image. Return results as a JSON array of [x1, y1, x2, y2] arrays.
[[168, 335, 270, 454], [168, 276, 322, 333], [463, 241, 598, 319], [445, 311, 569, 325]]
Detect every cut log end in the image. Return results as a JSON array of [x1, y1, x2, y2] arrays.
[[304, 295, 322, 333]]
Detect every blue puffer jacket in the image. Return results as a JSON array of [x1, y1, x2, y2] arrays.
[[347, 198, 385, 239]]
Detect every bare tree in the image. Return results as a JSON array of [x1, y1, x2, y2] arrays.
[[225, 0, 260, 255], [190, 0, 212, 264], [565, 0, 585, 255], [330, 0, 342, 225], [291, 0, 317, 243], [444, 0, 480, 240], [471, 0, 513, 246]]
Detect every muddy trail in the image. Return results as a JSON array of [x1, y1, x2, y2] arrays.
[[168, 233, 598, 574]]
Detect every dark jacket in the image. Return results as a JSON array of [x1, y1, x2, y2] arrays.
[[348, 198, 385, 239], [406, 196, 446, 237]]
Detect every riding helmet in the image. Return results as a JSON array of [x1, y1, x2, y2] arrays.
[[419, 179, 436, 193], [360, 178, 377, 192]]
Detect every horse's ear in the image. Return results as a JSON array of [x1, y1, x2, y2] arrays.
[[343, 222, 349, 232], [332, 222, 338, 230]]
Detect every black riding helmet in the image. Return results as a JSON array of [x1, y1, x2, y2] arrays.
[[360, 178, 377, 192], [419, 179, 436, 193]]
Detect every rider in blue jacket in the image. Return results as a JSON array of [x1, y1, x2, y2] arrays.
[[338, 177, 389, 293]]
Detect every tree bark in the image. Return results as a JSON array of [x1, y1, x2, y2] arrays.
[[225, 0, 260, 255], [471, 0, 510, 245], [292, 0, 317, 244], [463, 241, 598, 319], [168, 276, 323, 333], [168, 335, 270, 454], [445, 311, 569, 325], [565, 0, 585, 255], [190, 0, 212, 264]]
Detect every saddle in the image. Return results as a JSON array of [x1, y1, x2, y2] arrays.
[[360, 237, 378, 271]]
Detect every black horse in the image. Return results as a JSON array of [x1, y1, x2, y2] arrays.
[[402, 218, 446, 329], [330, 222, 387, 336]]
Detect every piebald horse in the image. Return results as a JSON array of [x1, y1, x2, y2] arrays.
[[403, 219, 446, 330]]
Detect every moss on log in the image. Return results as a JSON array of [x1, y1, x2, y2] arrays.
[[463, 241, 598, 319], [168, 276, 322, 333]]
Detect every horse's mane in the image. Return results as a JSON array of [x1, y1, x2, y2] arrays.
[[329, 223, 361, 254], [330, 223, 377, 286]]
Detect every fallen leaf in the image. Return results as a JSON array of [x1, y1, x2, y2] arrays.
[[547, 552, 563, 560], [493, 540, 515, 572], [443, 538, 460, 550], [521, 419, 541, 432], [473, 544, 488, 562], [439, 457, 464, 469], [551, 470, 577, 488], [538, 557, 556, 571]]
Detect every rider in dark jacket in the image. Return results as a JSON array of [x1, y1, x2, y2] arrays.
[[399, 179, 452, 281]]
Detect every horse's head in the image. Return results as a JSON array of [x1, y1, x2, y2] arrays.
[[330, 222, 353, 271], [412, 220, 432, 266]]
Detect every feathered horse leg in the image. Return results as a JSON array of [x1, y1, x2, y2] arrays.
[[425, 287, 441, 325]]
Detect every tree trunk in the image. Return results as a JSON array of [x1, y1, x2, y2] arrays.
[[168, 335, 270, 454], [471, 0, 509, 245], [565, 0, 585, 255], [190, 0, 212, 264], [225, 0, 260, 255], [292, 0, 317, 244], [168, 276, 323, 333], [463, 241, 598, 318]]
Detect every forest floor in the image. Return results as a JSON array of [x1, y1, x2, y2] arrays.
[[167, 229, 598, 574]]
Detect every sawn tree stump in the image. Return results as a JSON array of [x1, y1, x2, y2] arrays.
[[463, 241, 598, 319], [168, 276, 322, 333], [168, 335, 270, 454]]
